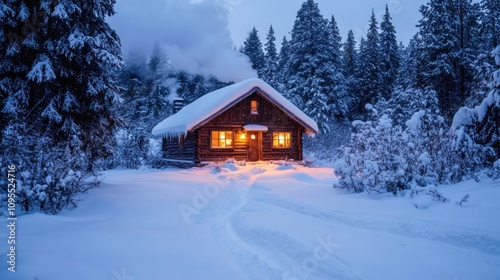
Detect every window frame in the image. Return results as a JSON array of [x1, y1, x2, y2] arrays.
[[272, 132, 292, 149], [211, 130, 234, 149], [250, 100, 259, 115]]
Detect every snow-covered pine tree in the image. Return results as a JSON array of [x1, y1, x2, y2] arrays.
[[118, 44, 172, 169], [145, 44, 171, 126], [379, 5, 400, 100], [343, 30, 358, 118], [327, 15, 348, 120], [354, 36, 367, 117], [277, 36, 291, 94], [113, 52, 148, 169], [0, 0, 122, 213], [343, 30, 357, 79], [469, 0, 500, 106], [356, 10, 383, 117], [262, 25, 279, 89], [398, 35, 422, 89], [480, 0, 500, 51], [286, 0, 342, 132], [329, 15, 343, 70], [242, 27, 265, 78], [119, 52, 148, 121], [416, 0, 481, 120]]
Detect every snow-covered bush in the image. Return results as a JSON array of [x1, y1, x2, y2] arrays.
[[334, 95, 460, 194], [409, 185, 449, 203], [405, 105, 455, 185], [451, 46, 500, 177], [336, 47, 500, 195], [334, 106, 408, 194], [1, 135, 99, 214]]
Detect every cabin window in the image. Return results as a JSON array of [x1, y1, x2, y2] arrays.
[[211, 131, 233, 148], [250, 100, 258, 114], [273, 132, 291, 148]]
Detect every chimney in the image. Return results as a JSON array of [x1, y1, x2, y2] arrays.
[[173, 98, 185, 113]]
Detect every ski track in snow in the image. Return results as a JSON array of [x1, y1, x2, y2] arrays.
[[193, 164, 500, 279]]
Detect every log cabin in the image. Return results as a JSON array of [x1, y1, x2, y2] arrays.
[[151, 78, 318, 165]]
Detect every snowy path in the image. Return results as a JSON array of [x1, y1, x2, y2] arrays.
[[1, 164, 499, 279], [197, 164, 500, 280]]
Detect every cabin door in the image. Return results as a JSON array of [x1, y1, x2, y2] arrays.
[[247, 132, 261, 162]]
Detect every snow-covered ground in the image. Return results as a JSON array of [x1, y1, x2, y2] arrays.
[[1, 163, 499, 280]]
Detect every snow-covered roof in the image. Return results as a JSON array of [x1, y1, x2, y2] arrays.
[[243, 124, 268, 132], [152, 78, 319, 137]]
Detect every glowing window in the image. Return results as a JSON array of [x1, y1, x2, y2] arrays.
[[251, 100, 258, 114], [211, 131, 233, 148], [273, 132, 291, 148]]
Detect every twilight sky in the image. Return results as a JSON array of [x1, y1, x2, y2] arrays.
[[108, 0, 428, 82], [228, 0, 427, 48]]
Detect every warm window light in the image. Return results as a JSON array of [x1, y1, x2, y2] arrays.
[[273, 132, 291, 148], [212, 131, 233, 148], [240, 134, 246, 139], [251, 100, 258, 114]]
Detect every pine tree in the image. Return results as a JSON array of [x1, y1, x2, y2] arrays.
[[343, 30, 357, 78], [329, 15, 343, 69], [262, 25, 278, 88], [480, 0, 500, 51], [356, 10, 383, 116], [328, 14, 348, 120], [286, 0, 346, 132], [120, 52, 148, 121], [453, 46, 500, 168], [469, 0, 500, 105], [242, 27, 265, 78], [0, 0, 122, 213], [342, 30, 358, 118], [398, 35, 423, 89], [416, 0, 481, 120], [114, 53, 148, 169], [379, 5, 400, 100], [277, 36, 291, 94]]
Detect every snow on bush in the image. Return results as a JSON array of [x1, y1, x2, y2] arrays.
[[334, 105, 408, 194], [0, 135, 100, 215], [335, 94, 471, 194], [335, 47, 500, 195], [451, 46, 499, 174]]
